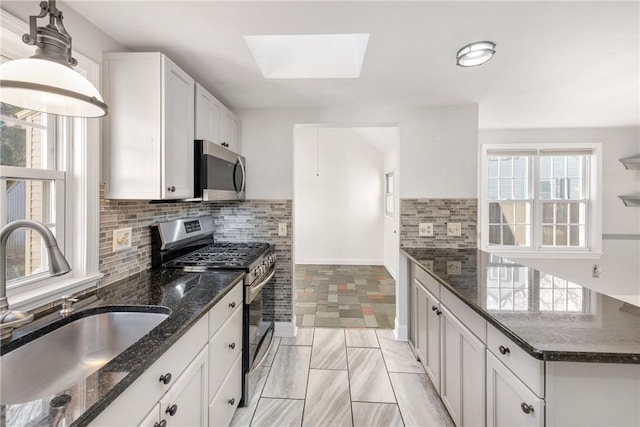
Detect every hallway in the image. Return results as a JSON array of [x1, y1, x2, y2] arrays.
[[294, 265, 396, 328]]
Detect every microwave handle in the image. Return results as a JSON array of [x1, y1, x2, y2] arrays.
[[236, 156, 246, 196]]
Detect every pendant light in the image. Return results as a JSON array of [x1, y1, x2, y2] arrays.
[[0, 0, 108, 117]]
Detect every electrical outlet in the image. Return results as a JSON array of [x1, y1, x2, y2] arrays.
[[447, 223, 462, 237], [418, 222, 434, 237], [112, 228, 132, 252], [592, 264, 602, 278], [278, 223, 287, 237], [447, 261, 462, 275]]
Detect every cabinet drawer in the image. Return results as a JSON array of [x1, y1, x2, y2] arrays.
[[209, 354, 242, 427], [209, 283, 243, 338], [441, 286, 487, 343], [91, 316, 208, 426], [487, 351, 544, 427], [487, 323, 544, 398], [209, 306, 243, 396], [413, 262, 440, 299]]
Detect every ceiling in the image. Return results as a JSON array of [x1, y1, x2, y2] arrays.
[[65, 1, 639, 129]]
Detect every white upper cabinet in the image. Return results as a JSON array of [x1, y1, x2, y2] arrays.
[[103, 52, 195, 200], [194, 83, 240, 153]]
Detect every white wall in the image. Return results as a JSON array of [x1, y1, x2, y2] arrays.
[[294, 127, 384, 265], [479, 127, 640, 305], [384, 146, 400, 279], [240, 105, 479, 199]]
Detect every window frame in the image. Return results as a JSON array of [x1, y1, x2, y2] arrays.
[[1, 10, 102, 310], [385, 171, 394, 218], [480, 143, 602, 258]]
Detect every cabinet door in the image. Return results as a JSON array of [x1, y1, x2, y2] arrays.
[[162, 55, 194, 199], [487, 352, 544, 427], [440, 306, 485, 427], [138, 403, 162, 427], [219, 110, 233, 149], [423, 286, 441, 392], [161, 346, 209, 427], [230, 117, 240, 153], [209, 354, 242, 427], [195, 83, 221, 142]]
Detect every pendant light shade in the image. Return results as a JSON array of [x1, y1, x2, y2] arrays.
[[0, 0, 108, 117]]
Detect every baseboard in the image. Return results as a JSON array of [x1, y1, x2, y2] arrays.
[[273, 321, 296, 337], [295, 259, 384, 266], [394, 319, 408, 341]]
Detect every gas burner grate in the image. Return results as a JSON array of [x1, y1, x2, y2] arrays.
[[166, 242, 270, 269]]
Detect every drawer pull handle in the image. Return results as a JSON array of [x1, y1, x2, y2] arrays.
[[431, 305, 438, 311], [166, 404, 178, 416], [520, 402, 534, 414], [229, 301, 236, 309], [154, 420, 167, 427], [228, 398, 235, 406], [499, 345, 510, 355], [159, 373, 172, 385], [167, 186, 176, 192], [228, 342, 236, 350]]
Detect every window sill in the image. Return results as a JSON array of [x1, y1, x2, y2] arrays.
[[487, 249, 603, 260], [7, 273, 103, 313]]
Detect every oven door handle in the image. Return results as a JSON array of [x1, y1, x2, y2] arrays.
[[248, 266, 275, 302]]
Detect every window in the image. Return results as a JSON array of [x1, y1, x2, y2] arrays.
[[1, 11, 101, 310], [385, 172, 394, 217], [481, 144, 601, 256]]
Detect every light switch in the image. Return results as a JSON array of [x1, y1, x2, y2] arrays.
[[112, 228, 132, 252], [278, 223, 287, 237], [419, 222, 434, 237], [447, 223, 462, 237]]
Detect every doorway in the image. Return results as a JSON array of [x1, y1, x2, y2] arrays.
[[292, 125, 400, 328]]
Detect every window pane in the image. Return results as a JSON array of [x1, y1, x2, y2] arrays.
[[514, 157, 527, 178], [568, 178, 582, 199], [5, 179, 57, 282], [489, 203, 501, 223], [1, 104, 51, 169], [487, 178, 498, 200], [500, 158, 513, 178], [502, 225, 515, 245], [556, 203, 568, 224], [542, 225, 554, 245], [489, 225, 501, 245], [555, 225, 568, 246], [540, 179, 552, 199], [499, 178, 512, 199], [514, 225, 529, 246], [487, 157, 499, 177], [515, 203, 528, 224], [513, 178, 528, 199], [542, 203, 554, 223], [540, 157, 551, 179]]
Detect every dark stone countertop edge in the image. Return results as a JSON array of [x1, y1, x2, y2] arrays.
[[401, 248, 640, 364], [70, 272, 245, 426]]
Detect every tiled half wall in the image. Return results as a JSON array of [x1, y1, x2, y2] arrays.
[[400, 199, 478, 249], [99, 185, 293, 322]]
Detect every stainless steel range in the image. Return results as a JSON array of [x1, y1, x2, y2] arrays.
[[151, 216, 275, 407]]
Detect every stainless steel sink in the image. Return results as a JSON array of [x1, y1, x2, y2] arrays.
[[0, 308, 170, 405]]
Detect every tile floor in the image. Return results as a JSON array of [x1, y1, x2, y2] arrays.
[[294, 265, 396, 329], [230, 328, 454, 427]]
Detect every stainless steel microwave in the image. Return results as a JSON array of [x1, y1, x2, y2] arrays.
[[194, 140, 246, 201]]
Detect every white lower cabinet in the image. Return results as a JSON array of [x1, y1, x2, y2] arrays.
[[486, 351, 544, 427], [414, 278, 440, 391], [140, 346, 209, 427], [208, 355, 243, 427], [440, 306, 485, 427]]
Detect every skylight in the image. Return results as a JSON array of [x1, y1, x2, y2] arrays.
[[244, 34, 369, 79]]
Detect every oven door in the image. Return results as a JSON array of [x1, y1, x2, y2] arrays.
[[242, 266, 275, 406], [195, 140, 246, 201]]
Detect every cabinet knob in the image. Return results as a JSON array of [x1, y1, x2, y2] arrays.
[[154, 420, 167, 427], [168, 186, 176, 192], [435, 309, 442, 316], [222, 142, 229, 148], [229, 301, 236, 309], [520, 402, 534, 414], [228, 342, 236, 350], [166, 404, 178, 416], [498, 345, 510, 355], [228, 398, 235, 406], [159, 373, 172, 385], [431, 305, 438, 311]]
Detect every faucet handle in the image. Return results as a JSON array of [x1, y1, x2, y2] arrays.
[[59, 295, 79, 317]]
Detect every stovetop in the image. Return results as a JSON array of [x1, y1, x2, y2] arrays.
[[165, 242, 271, 269]]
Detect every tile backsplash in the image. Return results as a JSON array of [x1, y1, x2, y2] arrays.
[[400, 198, 478, 249], [98, 185, 293, 322]]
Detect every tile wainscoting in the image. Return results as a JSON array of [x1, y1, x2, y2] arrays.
[[98, 185, 293, 322], [400, 199, 478, 249]]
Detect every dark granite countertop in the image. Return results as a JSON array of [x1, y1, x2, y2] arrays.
[[402, 247, 640, 364], [0, 268, 245, 427]]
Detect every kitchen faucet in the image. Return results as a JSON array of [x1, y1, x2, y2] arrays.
[[0, 219, 71, 340]]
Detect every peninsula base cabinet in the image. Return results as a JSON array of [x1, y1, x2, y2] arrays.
[[409, 258, 640, 427]]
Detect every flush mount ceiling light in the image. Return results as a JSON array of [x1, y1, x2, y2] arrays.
[[0, 0, 108, 117], [456, 41, 496, 67], [244, 34, 369, 79]]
